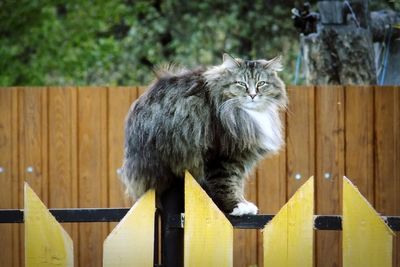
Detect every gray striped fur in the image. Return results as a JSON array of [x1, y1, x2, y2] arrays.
[[122, 54, 287, 213]]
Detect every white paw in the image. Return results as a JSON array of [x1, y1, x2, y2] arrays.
[[229, 201, 258, 216]]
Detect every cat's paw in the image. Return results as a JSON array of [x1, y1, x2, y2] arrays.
[[229, 201, 258, 216]]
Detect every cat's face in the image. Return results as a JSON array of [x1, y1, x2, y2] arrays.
[[205, 54, 287, 111]]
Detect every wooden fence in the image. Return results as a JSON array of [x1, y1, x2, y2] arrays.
[[21, 171, 396, 266], [0, 86, 399, 266]]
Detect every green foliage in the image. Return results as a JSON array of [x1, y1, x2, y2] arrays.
[[0, 0, 302, 85]]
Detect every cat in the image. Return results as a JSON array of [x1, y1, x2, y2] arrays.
[[121, 54, 287, 216]]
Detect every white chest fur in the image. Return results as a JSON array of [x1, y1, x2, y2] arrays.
[[244, 107, 283, 152]]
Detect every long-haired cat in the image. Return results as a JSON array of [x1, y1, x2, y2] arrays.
[[122, 54, 287, 215]]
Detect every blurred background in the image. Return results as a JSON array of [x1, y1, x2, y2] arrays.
[[0, 0, 394, 86]]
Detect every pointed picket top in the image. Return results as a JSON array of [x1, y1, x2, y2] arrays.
[[184, 171, 233, 267], [263, 177, 314, 267], [24, 183, 73, 267], [103, 190, 155, 267], [343, 176, 394, 267]]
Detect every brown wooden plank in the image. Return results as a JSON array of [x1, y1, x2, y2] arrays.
[[0, 88, 20, 266], [233, 171, 258, 267], [344, 86, 374, 202], [286, 85, 315, 266], [108, 87, 136, 208], [374, 86, 400, 267], [108, 87, 136, 234], [256, 112, 287, 266], [315, 85, 345, 267], [18, 88, 49, 202], [286, 86, 315, 198], [18, 88, 49, 266], [48, 87, 79, 266], [11, 89, 20, 267], [78, 87, 108, 267]]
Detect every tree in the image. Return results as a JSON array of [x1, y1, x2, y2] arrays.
[[0, 0, 300, 86]]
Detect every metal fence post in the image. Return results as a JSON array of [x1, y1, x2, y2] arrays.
[[159, 180, 184, 267]]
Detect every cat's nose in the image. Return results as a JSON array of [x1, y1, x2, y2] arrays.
[[249, 94, 257, 99]]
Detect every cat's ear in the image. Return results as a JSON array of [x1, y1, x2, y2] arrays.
[[264, 55, 283, 72], [222, 53, 240, 69]]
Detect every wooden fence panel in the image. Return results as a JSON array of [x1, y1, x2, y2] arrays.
[[103, 190, 155, 267], [374, 86, 400, 266], [184, 171, 233, 267], [343, 177, 394, 267], [24, 183, 73, 266], [0, 88, 20, 266], [286, 86, 315, 198], [48, 88, 79, 266], [107, 87, 137, 231], [1, 86, 400, 266], [18, 88, 49, 204], [77, 88, 109, 267], [344, 86, 374, 202], [263, 177, 314, 267], [315, 86, 345, 267]]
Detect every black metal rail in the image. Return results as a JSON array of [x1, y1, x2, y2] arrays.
[[1, 208, 399, 231]]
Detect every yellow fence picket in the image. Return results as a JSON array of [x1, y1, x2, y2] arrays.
[[343, 176, 394, 267], [103, 190, 155, 267], [263, 177, 314, 267], [24, 183, 73, 267], [184, 171, 233, 267]]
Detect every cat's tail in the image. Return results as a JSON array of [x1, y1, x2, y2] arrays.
[[120, 159, 149, 201], [152, 62, 188, 78]]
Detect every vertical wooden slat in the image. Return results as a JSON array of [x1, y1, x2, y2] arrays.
[[18, 87, 49, 203], [184, 171, 233, 267], [263, 177, 314, 267], [0, 88, 20, 266], [234, 171, 258, 267], [108, 87, 136, 211], [343, 176, 394, 267], [374, 86, 400, 266], [257, 112, 287, 266], [104, 190, 155, 267], [286, 86, 315, 198], [48, 87, 79, 266], [12, 88, 20, 267], [0, 89, 13, 267], [24, 183, 73, 267], [315, 85, 345, 267], [78, 87, 108, 267], [345, 86, 374, 202]]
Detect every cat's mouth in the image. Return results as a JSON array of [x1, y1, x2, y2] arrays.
[[242, 99, 264, 110]]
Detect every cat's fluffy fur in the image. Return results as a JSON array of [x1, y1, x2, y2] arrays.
[[122, 54, 287, 215]]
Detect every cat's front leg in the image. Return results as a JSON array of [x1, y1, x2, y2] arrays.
[[205, 170, 258, 216]]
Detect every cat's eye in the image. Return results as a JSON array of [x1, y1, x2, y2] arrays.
[[257, 81, 268, 88], [235, 81, 247, 88]]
